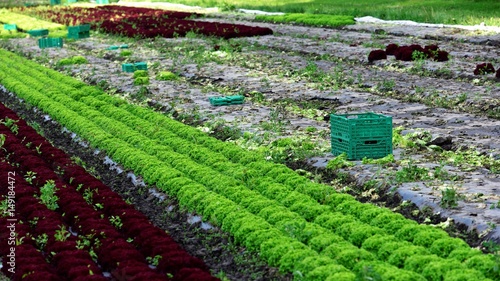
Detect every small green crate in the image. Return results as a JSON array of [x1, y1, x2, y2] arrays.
[[38, 37, 63, 49], [96, 0, 109, 3], [28, 29, 49, 37], [122, 63, 135, 72], [107, 44, 128, 50], [122, 62, 148, 72], [50, 0, 61, 5], [68, 24, 90, 33], [3, 24, 16, 31], [330, 112, 392, 160], [209, 95, 245, 106]]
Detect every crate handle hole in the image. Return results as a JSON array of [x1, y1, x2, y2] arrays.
[[365, 140, 378, 144]]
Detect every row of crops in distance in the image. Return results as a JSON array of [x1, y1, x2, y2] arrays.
[[0, 47, 498, 281], [13, 5, 273, 39]]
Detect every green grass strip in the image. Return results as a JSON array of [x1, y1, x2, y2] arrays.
[[255, 14, 355, 27]]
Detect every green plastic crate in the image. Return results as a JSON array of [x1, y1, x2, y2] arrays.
[[122, 62, 148, 72], [209, 95, 245, 106], [28, 29, 49, 37], [67, 31, 89, 39], [50, 0, 61, 5], [330, 112, 392, 160], [96, 0, 109, 3], [38, 37, 63, 49], [3, 24, 16, 31], [107, 44, 128, 50], [122, 63, 134, 72], [68, 24, 90, 33], [67, 24, 90, 39]]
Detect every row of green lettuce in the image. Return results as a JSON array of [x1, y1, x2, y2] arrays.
[[0, 48, 497, 281]]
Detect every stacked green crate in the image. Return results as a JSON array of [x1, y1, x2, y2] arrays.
[[67, 24, 90, 39], [330, 112, 392, 160]]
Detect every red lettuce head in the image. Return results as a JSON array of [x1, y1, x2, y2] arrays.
[[368, 50, 387, 62], [474, 63, 495, 75]]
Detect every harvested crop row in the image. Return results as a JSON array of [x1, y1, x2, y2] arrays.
[[0, 102, 218, 281], [0, 49, 496, 281]]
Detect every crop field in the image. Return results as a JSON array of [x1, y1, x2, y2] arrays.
[[127, 0, 500, 26], [0, 1, 500, 281]]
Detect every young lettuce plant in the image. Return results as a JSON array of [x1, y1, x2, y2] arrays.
[[54, 225, 71, 242], [38, 180, 59, 211]]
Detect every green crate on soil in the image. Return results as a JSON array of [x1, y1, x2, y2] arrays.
[[68, 24, 90, 33], [50, 0, 61, 5], [28, 29, 49, 37], [122, 62, 148, 72], [67, 24, 90, 39], [96, 0, 109, 4], [122, 63, 135, 72], [330, 112, 392, 160], [38, 37, 63, 49], [209, 95, 245, 106], [107, 44, 129, 50], [3, 24, 17, 31]]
